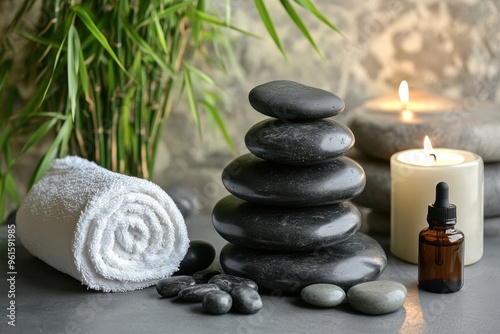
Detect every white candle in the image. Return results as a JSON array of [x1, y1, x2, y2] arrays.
[[390, 137, 484, 265]]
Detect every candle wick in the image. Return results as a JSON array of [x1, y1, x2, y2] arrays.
[[430, 153, 437, 161]]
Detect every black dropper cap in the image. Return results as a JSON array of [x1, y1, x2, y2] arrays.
[[427, 182, 457, 225]]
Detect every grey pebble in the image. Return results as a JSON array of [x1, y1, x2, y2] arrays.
[[231, 285, 262, 314], [178, 284, 220, 302], [156, 276, 195, 298], [208, 274, 258, 292], [202, 290, 233, 315], [301, 284, 346, 308], [192, 269, 221, 284], [347, 280, 407, 315]]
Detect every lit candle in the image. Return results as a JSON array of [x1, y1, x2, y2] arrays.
[[365, 81, 457, 117], [348, 81, 468, 161], [390, 136, 484, 265]]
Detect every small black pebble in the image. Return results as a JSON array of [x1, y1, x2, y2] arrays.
[[175, 240, 216, 275], [156, 276, 195, 298], [192, 269, 221, 284], [202, 290, 233, 315], [231, 285, 262, 314], [208, 274, 258, 292], [177, 284, 220, 302]]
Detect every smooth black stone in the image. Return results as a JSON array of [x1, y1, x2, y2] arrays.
[[248, 80, 344, 120], [177, 284, 220, 302], [220, 233, 387, 294], [192, 269, 222, 284], [164, 187, 198, 219], [212, 196, 362, 252], [156, 276, 196, 298], [231, 286, 263, 314], [175, 240, 216, 275], [202, 290, 233, 315], [222, 154, 365, 207], [208, 274, 259, 292], [245, 119, 354, 165]]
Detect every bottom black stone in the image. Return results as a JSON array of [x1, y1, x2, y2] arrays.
[[219, 233, 387, 294]]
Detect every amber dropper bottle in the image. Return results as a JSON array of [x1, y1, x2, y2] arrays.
[[418, 182, 464, 293]]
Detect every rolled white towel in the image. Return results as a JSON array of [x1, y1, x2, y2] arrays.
[[17, 156, 189, 292]]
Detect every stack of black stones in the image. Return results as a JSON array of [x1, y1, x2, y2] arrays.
[[212, 80, 387, 294]]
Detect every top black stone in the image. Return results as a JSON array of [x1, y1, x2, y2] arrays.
[[248, 80, 344, 120]]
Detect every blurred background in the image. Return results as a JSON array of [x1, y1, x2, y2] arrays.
[[2, 0, 499, 215]]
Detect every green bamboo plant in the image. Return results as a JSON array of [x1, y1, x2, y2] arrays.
[[0, 0, 340, 220]]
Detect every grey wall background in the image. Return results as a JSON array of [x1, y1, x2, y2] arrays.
[[2, 0, 499, 215], [157, 0, 500, 214]]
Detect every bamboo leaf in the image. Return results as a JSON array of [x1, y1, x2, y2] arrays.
[[193, 0, 206, 44], [19, 30, 60, 48], [293, 0, 343, 35], [40, 30, 68, 106], [4, 173, 19, 206], [254, 0, 288, 61], [123, 21, 175, 76], [192, 10, 260, 38], [184, 64, 217, 86], [280, 0, 324, 60], [136, 1, 192, 28], [225, 0, 231, 26], [77, 41, 90, 99], [67, 25, 79, 121], [28, 118, 72, 188], [18, 118, 58, 157], [183, 69, 201, 136], [153, 12, 169, 55], [72, 5, 127, 73], [203, 99, 236, 154]]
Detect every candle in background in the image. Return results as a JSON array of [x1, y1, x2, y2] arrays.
[[390, 137, 484, 265]]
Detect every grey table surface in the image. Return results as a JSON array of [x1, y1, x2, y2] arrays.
[[1, 215, 499, 334]]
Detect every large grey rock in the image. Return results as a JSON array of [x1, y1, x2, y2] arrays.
[[220, 233, 387, 294], [222, 153, 366, 207], [248, 80, 344, 120], [347, 101, 500, 162], [347, 280, 407, 315], [245, 119, 354, 165], [212, 196, 361, 252]]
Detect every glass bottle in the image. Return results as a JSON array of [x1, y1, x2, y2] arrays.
[[418, 182, 464, 293]]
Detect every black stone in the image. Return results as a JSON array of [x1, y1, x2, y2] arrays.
[[202, 290, 233, 315], [156, 276, 196, 298], [175, 240, 216, 275], [177, 284, 220, 302], [219, 233, 387, 294], [212, 196, 362, 252], [164, 187, 198, 219], [245, 119, 354, 165], [231, 285, 263, 314], [248, 80, 344, 120], [222, 154, 365, 207], [208, 274, 259, 292], [192, 269, 222, 284]]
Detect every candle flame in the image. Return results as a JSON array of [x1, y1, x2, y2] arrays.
[[399, 80, 409, 105], [423, 135, 434, 154]]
